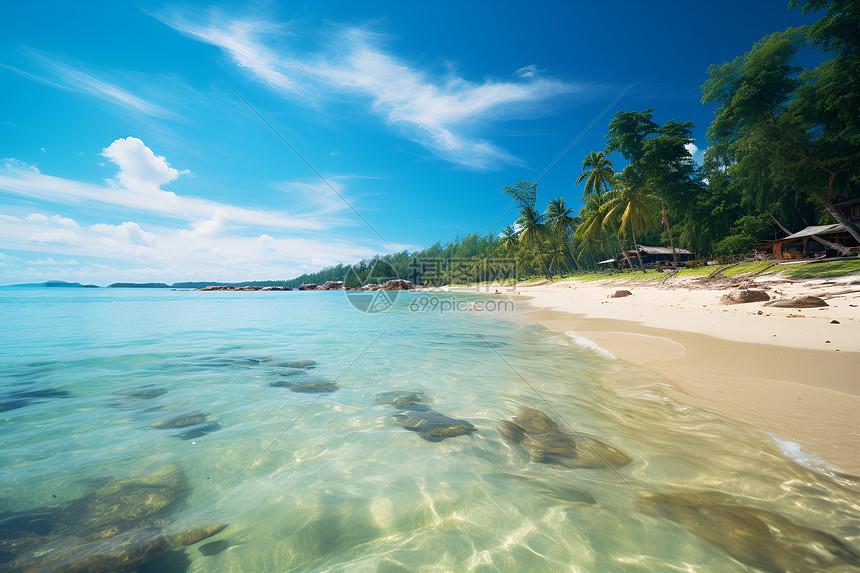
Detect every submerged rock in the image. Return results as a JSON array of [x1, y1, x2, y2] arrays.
[[277, 360, 318, 369], [175, 422, 221, 440], [499, 407, 631, 470], [0, 464, 227, 572], [198, 539, 230, 556], [637, 490, 860, 573], [376, 390, 427, 407], [0, 399, 31, 413], [125, 387, 168, 401], [168, 524, 228, 548], [151, 413, 208, 429], [392, 404, 477, 441], [275, 381, 338, 393]]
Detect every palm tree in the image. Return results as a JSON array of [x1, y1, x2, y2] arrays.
[[545, 197, 580, 271], [517, 205, 550, 278], [517, 205, 548, 248], [575, 194, 635, 272], [500, 225, 519, 254], [576, 151, 616, 200], [603, 185, 659, 271]]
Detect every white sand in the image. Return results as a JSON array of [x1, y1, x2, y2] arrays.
[[451, 273, 860, 473]]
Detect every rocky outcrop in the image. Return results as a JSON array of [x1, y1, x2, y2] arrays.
[[198, 285, 291, 291], [380, 279, 415, 291], [317, 281, 344, 290], [721, 289, 770, 305], [297, 283, 318, 290], [765, 295, 828, 308], [610, 289, 632, 298]]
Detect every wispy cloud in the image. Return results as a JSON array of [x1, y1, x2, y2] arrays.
[[3, 53, 176, 119], [156, 8, 580, 169]]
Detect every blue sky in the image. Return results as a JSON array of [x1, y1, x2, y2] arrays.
[[0, 1, 820, 284]]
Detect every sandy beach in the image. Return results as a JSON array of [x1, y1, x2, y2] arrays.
[[466, 272, 860, 474]]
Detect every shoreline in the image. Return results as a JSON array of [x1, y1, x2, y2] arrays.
[[455, 274, 860, 474]]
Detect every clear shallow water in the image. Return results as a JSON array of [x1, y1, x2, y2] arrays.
[[1, 288, 859, 572]]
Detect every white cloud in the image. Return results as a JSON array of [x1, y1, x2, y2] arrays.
[[158, 10, 579, 169], [684, 143, 698, 156], [0, 144, 331, 231], [28, 229, 79, 245], [4, 158, 39, 172], [24, 213, 79, 227], [102, 137, 189, 194], [183, 208, 228, 237], [3, 54, 175, 119], [92, 221, 156, 246], [514, 65, 544, 79]]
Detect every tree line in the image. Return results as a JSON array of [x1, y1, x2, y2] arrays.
[[289, 0, 859, 285]]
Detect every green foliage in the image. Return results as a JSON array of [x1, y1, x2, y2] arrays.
[[502, 181, 538, 210]]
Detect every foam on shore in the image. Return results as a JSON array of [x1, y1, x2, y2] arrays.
[[565, 331, 617, 360], [764, 431, 844, 477]]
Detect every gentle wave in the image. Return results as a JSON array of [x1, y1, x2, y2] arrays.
[[564, 331, 618, 360]]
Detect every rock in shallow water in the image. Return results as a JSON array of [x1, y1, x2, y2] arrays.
[[499, 407, 631, 470], [637, 490, 860, 573], [376, 390, 427, 407], [175, 422, 221, 440], [277, 360, 318, 369], [151, 413, 208, 429], [0, 464, 226, 572], [392, 404, 477, 441], [269, 380, 338, 393]]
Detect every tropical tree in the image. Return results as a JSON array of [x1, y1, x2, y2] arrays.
[[545, 197, 580, 270], [602, 182, 660, 271], [500, 225, 520, 254], [576, 151, 616, 200], [516, 204, 551, 278]]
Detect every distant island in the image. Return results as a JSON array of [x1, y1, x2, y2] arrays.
[[1, 280, 99, 288]]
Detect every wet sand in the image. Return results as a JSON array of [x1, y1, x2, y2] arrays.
[[455, 275, 860, 473]]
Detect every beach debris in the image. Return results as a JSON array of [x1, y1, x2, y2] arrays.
[[175, 421, 221, 440], [0, 464, 228, 572], [151, 412, 208, 429], [391, 404, 477, 441], [721, 289, 770, 305], [269, 380, 338, 393], [765, 295, 828, 308], [610, 290, 632, 298], [498, 407, 631, 470], [124, 387, 168, 401], [376, 390, 427, 407], [277, 360, 317, 369], [637, 490, 860, 573]]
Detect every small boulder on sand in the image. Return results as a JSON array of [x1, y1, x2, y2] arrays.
[[610, 290, 632, 298], [721, 289, 770, 305], [765, 295, 828, 308]]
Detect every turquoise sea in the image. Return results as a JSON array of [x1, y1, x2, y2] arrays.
[[1, 288, 859, 572]]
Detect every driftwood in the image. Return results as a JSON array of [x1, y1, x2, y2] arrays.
[[708, 262, 741, 278]]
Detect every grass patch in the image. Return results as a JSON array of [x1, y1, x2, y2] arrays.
[[775, 259, 860, 279]]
